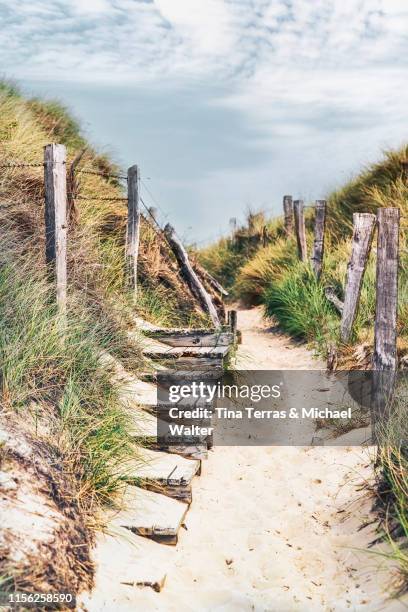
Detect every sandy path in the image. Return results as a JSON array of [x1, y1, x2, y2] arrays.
[[83, 307, 404, 612]]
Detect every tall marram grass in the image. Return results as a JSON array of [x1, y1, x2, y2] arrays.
[[0, 250, 141, 508], [264, 264, 339, 348]]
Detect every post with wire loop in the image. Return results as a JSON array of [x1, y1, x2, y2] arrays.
[[44, 143, 68, 316], [126, 164, 141, 298]]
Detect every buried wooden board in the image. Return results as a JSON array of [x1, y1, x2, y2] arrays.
[[89, 525, 169, 593], [109, 487, 188, 545], [152, 331, 234, 348], [126, 448, 201, 503]]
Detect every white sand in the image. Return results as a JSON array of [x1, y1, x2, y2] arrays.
[[81, 307, 406, 612]]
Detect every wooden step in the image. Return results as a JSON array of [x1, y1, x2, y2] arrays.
[[143, 338, 231, 360], [126, 448, 201, 503], [109, 487, 188, 545], [142, 326, 230, 336], [127, 406, 210, 448], [149, 331, 234, 348], [160, 356, 224, 371]]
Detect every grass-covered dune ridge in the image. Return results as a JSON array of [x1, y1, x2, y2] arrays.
[[199, 145, 408, 591], [0, 81, 208, 595]]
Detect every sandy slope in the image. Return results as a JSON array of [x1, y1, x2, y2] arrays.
[[81, 307, 405, 612]]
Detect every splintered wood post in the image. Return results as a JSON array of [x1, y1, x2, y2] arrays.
[[293, 200, 307, 261], [373, 208, 400, 371], [283, 195, 293, 236], [163, 224, 221, 328], [44, 144, 68, 314], [126, 165, 141, 296], [340, 213, 376, 343], [311, 200, 327, 278]]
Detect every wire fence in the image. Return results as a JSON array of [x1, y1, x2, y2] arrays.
[[1, 158, 407, 229]]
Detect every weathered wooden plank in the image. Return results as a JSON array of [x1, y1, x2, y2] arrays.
[[143, 341, 230, 359], [111, 487, 188, 545], [143, 326, 230, 337], [44, 144, 68, 313], [126, 448, 200, 503], [126, 165, 141, 296], [311, 200, 326, 278], [164, 224, 221, 327], [153, 331, 233, 347], [340, 213, 376, 343], [373, 207, 400, 371], [159, 356, 223, 371], [293, 200, 307, 261], [283, 195, 294, 236]]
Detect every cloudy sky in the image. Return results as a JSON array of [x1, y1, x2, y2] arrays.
[[1, 0, 407, 242]]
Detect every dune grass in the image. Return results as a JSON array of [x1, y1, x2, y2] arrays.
[[0, 244, 142, 509]]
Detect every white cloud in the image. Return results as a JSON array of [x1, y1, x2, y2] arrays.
[[0, 0, 407, 143]]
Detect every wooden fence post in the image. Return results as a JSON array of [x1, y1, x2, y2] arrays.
[[164, 224, 221, 328], [283, 195, 293, 236], [373, 208, 400, 370], [293, 200, 307, 261], [44, 144, 67, 314], [228, 310, 237, 335], [311, 200, 327, 279], [126, 165, 141, 296], [371, 207, 400, 441], [340, 213, 376, 343]]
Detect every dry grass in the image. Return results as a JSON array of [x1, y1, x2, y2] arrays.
[[0, 80, 210, 597]]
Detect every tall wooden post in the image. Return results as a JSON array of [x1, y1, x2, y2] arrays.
[[283, 195, 293, 237], [126, 165, 141, 296], [311, 200, 327, 279], [340, 213, 376, 343], [293, 200, 307, 261], [373, 208, 400, 371], [371, 207, 400, 442], [44, 144, 67, 314], [164, 224, 221, 328]]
